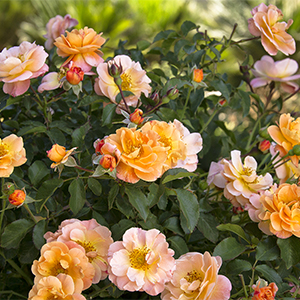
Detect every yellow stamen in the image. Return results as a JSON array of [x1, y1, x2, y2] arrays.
[[0, 141, 9, 158], [184, 270, 202, 283], [129, 247, 150, 270], [121, 73, 132, 90]]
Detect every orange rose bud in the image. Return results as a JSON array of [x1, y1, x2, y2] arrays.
[[66, 65, 84, 85], [193, 68, 203, 83], [252, 282, 278, 300], [94, 139, 105, 155], [9, 189, 26, 206], [47, 144, 66, 163], [99, 154, 117, 172], [218, 99, 226, 106], [259, 140, 271, 152], [129, 109, 144, 125]]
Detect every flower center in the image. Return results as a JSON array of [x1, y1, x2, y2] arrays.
[[50, 260, 69, 276], [75, 240, 96, 253], [129, 247, 150, 270], [0, 141, 9, 158], [159, 135, 172, 149], [184, 270, 202, 283], [121, 73, 132, 91], [124, 139, 144, 157], [241, 166, 253, 176], [18, 54, 25, 62]]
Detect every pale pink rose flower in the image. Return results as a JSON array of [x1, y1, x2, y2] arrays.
[[251, 56, 300, 93], [172, 119, 203, 172], [207, 159, 227, 188], [107, 227, 175, 296], [28, 274, 86, 300], [94, 55, 151, 110], [223, 150, 273, 207], [44, 14, 78, 51], [44, 219, 113, 284], [0, 41, 49, 97], [248, 3, 295, 56], [269, 143, 300, 184], [38, 72, 62, 93], [161, 252, 232, 300]]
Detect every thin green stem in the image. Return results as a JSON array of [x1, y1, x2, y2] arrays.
[[0, 291, 27, 299], [246, 115, 264, 151], [250, 260, 258, 287], [239, 274, 248, 298], [87, 283, 114, 299], [182, 87, 192, 118], [200, 109, 218, 134], [23, 203, 38, 224], [74, 165, 94, 173], [0, 178, 6, 233]]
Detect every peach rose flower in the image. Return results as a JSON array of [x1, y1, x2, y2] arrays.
[[94, 55, 151, 110], [0, 134, 27, 177], [268, 113, 300, 166], [45, 219, 113, 284], [44, 14, 78, 51], [105, 127, 168, 183], [108, 227, 175, 296], [161, 252, 232, 300], [0, 41, 49, 97], [252, 279, 278, 300], [28, 274, 86, 300], [32, 241, 95, 293], [141, 120, 187, 172], [47, 144, 77, 169], [258, 183, 300, 238], [248, 3, 295, 56], [54, 27, 105, 72], [250, 56, 300, 93], [207, 160, 227, 188], [223, 150, 273, 207]]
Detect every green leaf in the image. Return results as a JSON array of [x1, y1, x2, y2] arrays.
[[162, 170, 197, 184], [1, 219, 34, 249], [78, 95, 102, 107], [210, 80, 230, 100], [226, 259, 252, 275], [198, 213, 219, 243], [71, 121, 91, 148], [125, 186, 150, 221], [111, 219, 136, 241], [102, 103, 116, 126], [69, 178, 86, 215], [87, 178, 102, 196], [214, 120, 236, 144], [17, 125, 47, 136], [153, 29, 176, 43], [175, 188, 199, 233], [181, 20, 197, 36], [47, 128, 66, 145], [217, 223, 250, 243], [28, 160, 50, 186], [255, 264, 283, 285], [168, 236, 189, 259], [256, 237, 280, 261], [147, 183, 165, 208], [277, 236, 300, 269], [108, 183, 119, 210], [213, 237, 246, 260], [115, 91, 134, 104], [238, 90, 251, 118], [163, 216, 185, 235], [35, 178, 64, 213], [32, 219, 46, 249], [92, 211, 109, 227], [137, 40, 151, 50]]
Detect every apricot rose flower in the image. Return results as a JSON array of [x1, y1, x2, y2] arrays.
[[44, 14, 78, 50], [250, 56, 300, 93], [223, 150, 273, 207], [28, 274, 86, 300], [161, 252, 232, 300], [248, 3, 295, 56], [54, 27, 105, 72], [0, 41, 48, 97], [107, 227, 175, 296], [32, 241, 95, 293], [252, 279, 278, 300], [94, 55, 151, 109], [0, 134, 27, 177], [268, 113, 300, 166], [47, 144, 77, 169], [105, 127, 168, 183], [45, 219, 113, 284], [258, 183, 300, 238]]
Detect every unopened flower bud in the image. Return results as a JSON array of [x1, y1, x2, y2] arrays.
[[9, 189, 26, 207], [232, 206, 244, 214], [94, 139, 105, 155], [193, 69, 203, 83], [258, 140, 271, 152], [66, 65, 84, 85], [129, 109, 144, 125], [259, 127, 270, 140], [150, 90, 160, 103], [47, 144, 66, 163], [108, 62, 123, 78], [166, 86, 179, 100], [3, 182, 15, 195], [289, 145, 300, 156], [218, 99, 226, 106], [99, 154, 117, 171]]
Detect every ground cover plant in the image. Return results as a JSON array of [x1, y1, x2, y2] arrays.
[[1, 2, 300, 300]]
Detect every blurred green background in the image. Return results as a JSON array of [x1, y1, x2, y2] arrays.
[[1, 0, 300, 85]]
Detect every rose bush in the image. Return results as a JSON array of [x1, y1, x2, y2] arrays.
[[1, 2, 300, 300]]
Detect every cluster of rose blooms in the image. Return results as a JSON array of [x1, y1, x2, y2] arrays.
[[1, 2, 300, 299], [27, 218, 232, 300]]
